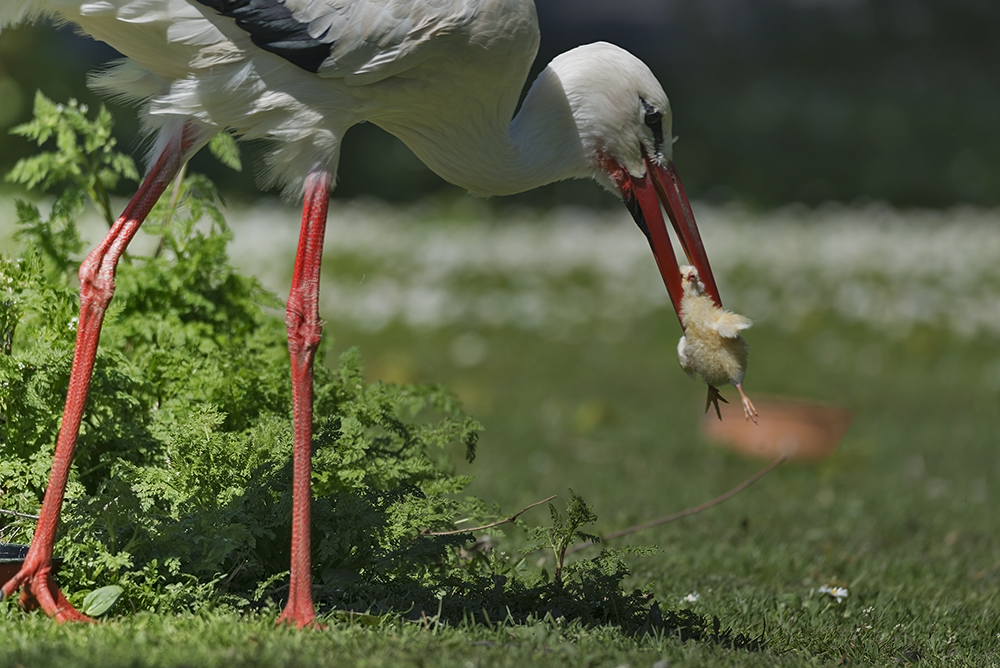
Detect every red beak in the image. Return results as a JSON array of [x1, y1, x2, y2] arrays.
[[613, 151, 721, 326]]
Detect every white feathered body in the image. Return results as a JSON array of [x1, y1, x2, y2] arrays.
[[2, 0, 594, 198]]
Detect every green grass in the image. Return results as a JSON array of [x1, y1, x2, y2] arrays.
[[2, 202, 999, 666], [0, 609, 736, 667], [324, 311, 999, 666]]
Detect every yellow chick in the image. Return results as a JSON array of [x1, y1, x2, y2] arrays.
[[676, 265, 759, 423]]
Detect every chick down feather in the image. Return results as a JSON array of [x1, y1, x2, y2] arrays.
[[676, 265, 758, 423]]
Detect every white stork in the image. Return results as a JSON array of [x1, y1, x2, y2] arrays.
[[0, 0, 722, 627]]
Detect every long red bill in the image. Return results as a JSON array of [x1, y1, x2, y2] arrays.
[[615, 152, 721, 327]]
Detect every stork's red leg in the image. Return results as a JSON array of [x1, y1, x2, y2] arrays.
[[276, 169, 332, 629], [0, 123, 208, 622]]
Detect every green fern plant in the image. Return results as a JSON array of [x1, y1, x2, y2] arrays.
[[6, 93, 139, 227], [0, 93, 484, 613], [528, 489, 601, 586]]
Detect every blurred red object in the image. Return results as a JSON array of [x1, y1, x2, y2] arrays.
[[701, 396, 851, 461]]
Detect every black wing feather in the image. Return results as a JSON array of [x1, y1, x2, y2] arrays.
[[194, 0, 332, 72]]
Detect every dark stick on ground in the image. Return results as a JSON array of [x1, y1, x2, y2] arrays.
[[565, 453, 789, 557], [419, 495, 558, 537]]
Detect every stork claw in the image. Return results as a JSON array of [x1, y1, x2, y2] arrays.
[[276, 590, 325, 629], [276, 611, 326, 630], [704, 385, 728, 421], [2, 561, 94, 623]]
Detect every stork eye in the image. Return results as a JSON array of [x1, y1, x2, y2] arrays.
[[639, 97, 665, 149]]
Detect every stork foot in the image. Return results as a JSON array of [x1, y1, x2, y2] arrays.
[[704, 385, 729, 421], [276, 597, 323, 629], [2, 560, 94, 623], [735, 383, 759, 424]]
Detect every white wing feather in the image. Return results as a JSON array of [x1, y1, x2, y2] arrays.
[[13, 0, 492, 82], [6, 0, 537, 199], [677, 336, 695, 378], [303, 0, 481, 83], [711, 311, 753, 339]]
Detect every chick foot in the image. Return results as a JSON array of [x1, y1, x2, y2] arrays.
[[736, 383, 759, 424], [704, 385, 729, 421]]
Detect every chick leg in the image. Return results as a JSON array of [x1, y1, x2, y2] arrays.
[[735, 383, 759, 424], [705, 385, 729, 421]]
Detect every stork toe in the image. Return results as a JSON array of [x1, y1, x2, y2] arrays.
[[4, 562, 94, 623]]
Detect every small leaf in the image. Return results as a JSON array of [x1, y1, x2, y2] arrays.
[[81, 585, 124, 616], [333, 611, 385, 627], [209, 132, 242, 172]]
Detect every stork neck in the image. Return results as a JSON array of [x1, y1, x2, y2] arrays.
[[380, 65, 591, 197], [502, 66, 592, 195]]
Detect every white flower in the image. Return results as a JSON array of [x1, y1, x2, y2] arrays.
[[818, 584, 848, 603], [681, 591, 700, 603]]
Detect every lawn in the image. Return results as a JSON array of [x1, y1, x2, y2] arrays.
[[2, 197, 999, 666]]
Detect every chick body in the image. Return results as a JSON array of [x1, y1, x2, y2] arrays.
[[676, 266, 759, 423]]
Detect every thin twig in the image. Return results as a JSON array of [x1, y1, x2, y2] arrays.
[[153, 162, 188, 259], [564, 453, 789, 557], [420, 494, 557, 537], [221, 558, 247, 589], [0, 508, 40, 521]]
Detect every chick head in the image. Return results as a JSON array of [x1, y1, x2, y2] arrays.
[[679, 265, 706, 296]]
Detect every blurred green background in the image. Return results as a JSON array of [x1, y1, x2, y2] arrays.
[[1, 0, 998, 209]]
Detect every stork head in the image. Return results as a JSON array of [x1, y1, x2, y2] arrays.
[[546, 43, 673, 180], [546, 43, 723, 321]]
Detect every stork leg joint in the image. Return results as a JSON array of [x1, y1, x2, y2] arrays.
[[77, 247, 118, 313], [285, 298, 323, 361]]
